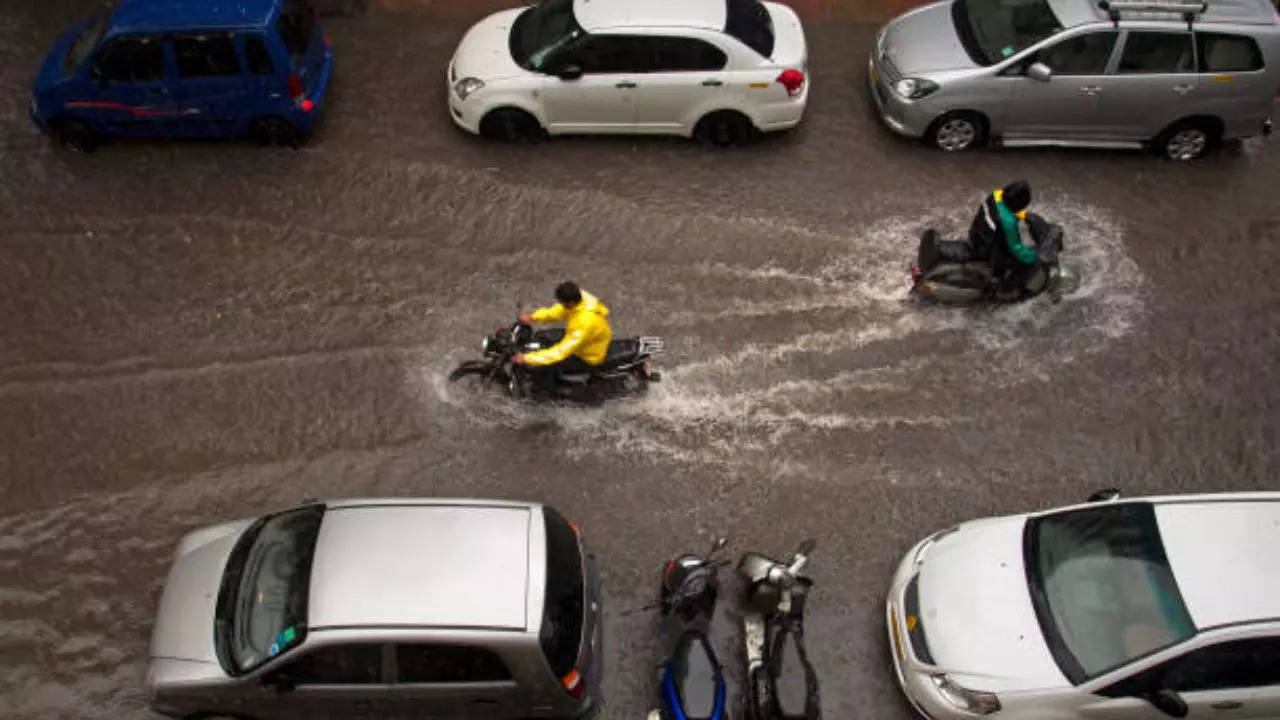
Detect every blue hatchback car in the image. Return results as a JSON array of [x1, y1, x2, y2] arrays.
[[30, 0, 333, 151]]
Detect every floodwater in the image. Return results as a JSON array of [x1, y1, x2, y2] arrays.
[[1, 1, 1277, 719]]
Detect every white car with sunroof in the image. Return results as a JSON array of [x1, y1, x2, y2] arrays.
[[887, 491, 1280, 720]]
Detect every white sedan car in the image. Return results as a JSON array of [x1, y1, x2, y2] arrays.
[[446, 0, 808, 145], [887, 491, 1280, 720]]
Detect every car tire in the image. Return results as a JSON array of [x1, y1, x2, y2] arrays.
[[479, 108, 543, 143], [694, 110, 753, 148], [1155, 120, 1216, 161], [926, 112, 985, 152], [52, 116, 99, 153], [251, 116, 302, 148]]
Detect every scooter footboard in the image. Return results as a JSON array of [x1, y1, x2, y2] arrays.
[[766, 623, 820, 720]]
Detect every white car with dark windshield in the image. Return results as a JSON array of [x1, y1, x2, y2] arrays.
[[887, 491, 1280, 720], [446, 0, 808, 145]]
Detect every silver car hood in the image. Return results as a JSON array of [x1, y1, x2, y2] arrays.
[[880, 1, 978, 75], [149, 524, 247, 665]]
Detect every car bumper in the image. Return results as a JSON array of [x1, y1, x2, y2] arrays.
[[446, 60, 482, 135], [753, 82, 809, 132], [867, 55, 931, 139], [291, 50, 334, 134], [886, 538, 968, 720]]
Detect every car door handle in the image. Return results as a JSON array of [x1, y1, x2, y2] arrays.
[[1173, 84, 1195, 95], [701, 79, 723, 86], [615, 81, 636, 89], [1080, 85, 1101, 95], [1211, 701, 1244, 710]]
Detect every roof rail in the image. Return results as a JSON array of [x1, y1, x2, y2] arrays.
[[1097, 0, 1208, 29]]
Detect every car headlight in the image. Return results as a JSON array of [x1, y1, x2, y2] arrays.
[[931, 675, 1001, 714], [453, 77, 485, 101], [893, 78, 939, 100]]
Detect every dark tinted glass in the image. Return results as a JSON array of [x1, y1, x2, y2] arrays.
[[540, 507, 585, 677], [646, 37, 727, 72], [282, 644, 382, 684], [276, 0, 316, 60], [1119, 32, 1194, 74], [175, 34, 241, 77], [1165, 638, 1280, 691], [725, 0, 775, 57], [94, 36, 165, 83], [1196, 33, 1264, 73], [396, 645, 512, 683], [1034, 32, 1116, 75], [244, 35, 275, 74], [573, 35, 645, 74]]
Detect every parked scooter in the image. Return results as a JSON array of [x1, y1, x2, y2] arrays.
[[739, 539, 820, 720], [646, 538, 729, 720]]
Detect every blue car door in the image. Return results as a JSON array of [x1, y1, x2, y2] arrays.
[[76, 34, 180, 137], [172, 32, 252, 137]]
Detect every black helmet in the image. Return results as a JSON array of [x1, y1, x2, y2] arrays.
[[555, 281, 582, 306], [1002, 181, 1032, 213]]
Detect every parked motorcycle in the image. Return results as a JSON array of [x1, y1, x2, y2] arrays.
[[739, 539, 820, 720], [448, 320, 663, 401], [910, 223, 1065, 304], [646, 538, 729, 720]]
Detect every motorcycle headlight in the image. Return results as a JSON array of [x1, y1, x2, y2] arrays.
[[931, 675, 1001, 714], [893, 77, 939, 100], [453, 77, 485, 101]]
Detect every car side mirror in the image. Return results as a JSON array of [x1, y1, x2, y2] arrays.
[[1027, 62, 1053, 82], [1144, 689, 1189, 718], [1087, 488, 1121, 503], [556, 63, 583, 81]]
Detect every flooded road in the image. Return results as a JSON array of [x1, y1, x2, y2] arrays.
[[1, 1, 1277, 719]]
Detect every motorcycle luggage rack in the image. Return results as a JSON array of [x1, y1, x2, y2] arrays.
[[638, 336, 665, 355], [1097, 0, 1207, 29]]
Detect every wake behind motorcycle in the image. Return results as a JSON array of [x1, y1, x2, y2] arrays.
[[448, 320, 664, 402], [740, 539, 820, 720], [910, 223, 1066, 304]]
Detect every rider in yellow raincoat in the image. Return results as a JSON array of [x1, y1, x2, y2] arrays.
[[512, 282, 612, 378]]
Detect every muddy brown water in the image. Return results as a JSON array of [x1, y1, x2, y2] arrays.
[[1, 2, 1277, 719]]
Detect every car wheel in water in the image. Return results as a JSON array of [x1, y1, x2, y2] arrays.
[[53, 117, 98, 153], [479, 108, 543, 143], [927, 112, 984, 152], [251, 116, 302, 148], [694, 110, 752, 148], [1157, 121, 1214, 161]]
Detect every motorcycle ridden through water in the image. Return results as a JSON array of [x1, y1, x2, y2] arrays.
[[448, 320, 664, 401], [910, 222, 1066, 304], [739, 539, 820, 720], [646, 538, 729, 720]]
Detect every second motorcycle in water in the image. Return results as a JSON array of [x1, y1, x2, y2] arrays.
[[649, 539, 821, 720]]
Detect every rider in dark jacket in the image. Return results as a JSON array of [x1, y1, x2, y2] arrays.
[[968, 180, 1047, 298]]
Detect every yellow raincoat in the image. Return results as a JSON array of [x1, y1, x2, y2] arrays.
[[524, 291, 612, 367]]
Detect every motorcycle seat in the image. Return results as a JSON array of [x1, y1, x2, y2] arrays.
[[667, 631, 722, 720], [595, 338, 641, 371]]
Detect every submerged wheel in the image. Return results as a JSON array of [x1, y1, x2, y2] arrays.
[[251, 116, 301, 148], [694, 110, 753, 148], [479, 108, 542, 142], [926, 112, 985, 152], [53, 116, 98, 153]]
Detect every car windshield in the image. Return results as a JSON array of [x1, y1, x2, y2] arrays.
[[64, 5, 113, 74], [510, 0, 583, 70], [215, 505, 324, 675], [725, 0, 775, 58], [1025, 503, 1196, 684], [952, 0, 1061, 66]]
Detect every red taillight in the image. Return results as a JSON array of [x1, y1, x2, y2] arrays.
[[561, 669, 584, 699], [300, 99, 314, 112], [776, 69, 805, 97], [324, 34, 333, 48], [287, 72, 303, 98]]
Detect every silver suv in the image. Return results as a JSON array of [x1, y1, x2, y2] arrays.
[[869, 0, 1280, 159], [146, 499, 602, 719]]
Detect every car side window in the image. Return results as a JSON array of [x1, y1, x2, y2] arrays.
[[1118, 31, 1195, 74], [1195, 32, 1264, 73], [1029, 31, 1117, 75], [93, 35, 165, 84], [243, 34, 276, 75], [1099, 637, 1280, 697], [273, 644, 383, 685], [569, 35, 647, 74], [395, 644, 512, 683], [174, 33, 241, 77], [645, 36, 728, 72]]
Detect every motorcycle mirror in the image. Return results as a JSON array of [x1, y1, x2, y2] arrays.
[[797, 538, 817, 555], [710, 536, 728, 554]]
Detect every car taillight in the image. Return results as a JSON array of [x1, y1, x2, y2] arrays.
[[561, 669, 584, 699], [287, 72, 303, 98], [324, 34, 333, 49], [776, 69, 805, 97]]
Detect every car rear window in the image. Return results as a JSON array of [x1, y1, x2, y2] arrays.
[[276, 0, 316, 60], [725, 0, 775, 58], [539, 507, 585, 678], [1196, 32, 1264, 73]]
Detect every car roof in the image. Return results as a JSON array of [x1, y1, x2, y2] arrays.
[[308, 501, 538, 631], [107, 0, 279, 34], [1155, 497, 1280, 629], [1076, 0, 1280, 27], [574, 0, 727, 32]]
